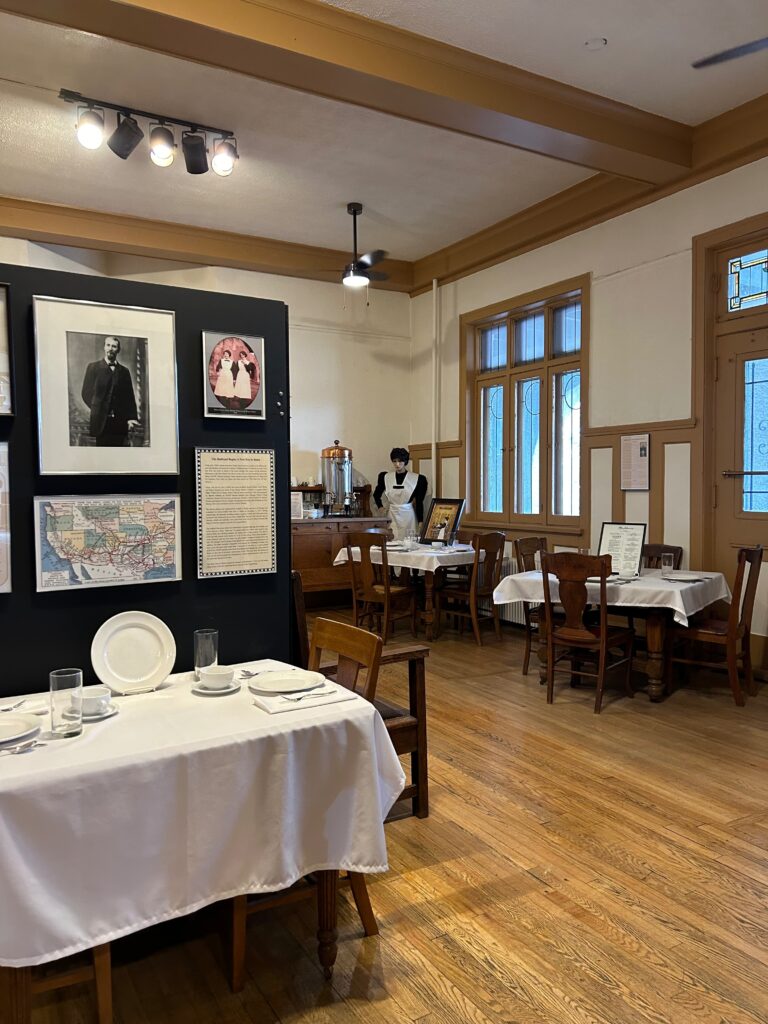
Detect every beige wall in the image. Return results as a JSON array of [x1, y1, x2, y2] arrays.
[[0, 239, 412, 487]]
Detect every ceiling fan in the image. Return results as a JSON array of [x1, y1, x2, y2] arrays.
[[692, 36, 768, 68], [341, 202, 388, 289]]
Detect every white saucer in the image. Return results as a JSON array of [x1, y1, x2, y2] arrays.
[[65, 703, 120, 723], [192, 682, 241, 697], [91, 611, 176, 694], [0, 714, 41, 748]]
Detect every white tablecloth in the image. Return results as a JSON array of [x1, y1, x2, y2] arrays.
[[0, 660, 405, 967], [493, 569, 731, 626], [335, 543, 477, 573]]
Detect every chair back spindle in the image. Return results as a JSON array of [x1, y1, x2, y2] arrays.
[[308, 617, 382, 701], [729, 545, 763, 636], [514, 536, 548, 573], [541, 552, 611, 643]]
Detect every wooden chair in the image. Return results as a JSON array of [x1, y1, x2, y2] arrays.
[[513, 537, 548, 673], [437, 532, 506, 645], [541, 552, 635, 714], [642, 544, 683, 570], [226, 618, 384, 993], [2, 945, 113, 1024], [664, 545, 763, 706], [290, 572, 429, 819], [347, 531, 417, 641]]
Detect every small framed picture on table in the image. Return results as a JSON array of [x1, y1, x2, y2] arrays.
[[419, 498, 465, 546]]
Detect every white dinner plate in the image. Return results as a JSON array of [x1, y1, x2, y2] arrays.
[[91, 611, 176, 694], [665, 572, 708, 582], [247, 670, 326, 695], [0, 714, 41, 748]]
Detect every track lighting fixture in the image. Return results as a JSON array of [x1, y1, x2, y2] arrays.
[[182, 131, 208, 175], [60, 89, 238, 179], [75, 107, 104, 150], [107, 113, 144, 160], [149, 124, 175, 167]]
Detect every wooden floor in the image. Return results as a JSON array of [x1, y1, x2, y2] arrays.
[[36, 619, 768, 1024]]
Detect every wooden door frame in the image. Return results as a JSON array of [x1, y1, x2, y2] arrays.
[[693, 210, 768, 569]]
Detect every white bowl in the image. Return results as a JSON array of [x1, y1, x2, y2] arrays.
[[199, 665, 235, 690]]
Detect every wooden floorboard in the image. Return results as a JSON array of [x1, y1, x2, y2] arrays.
[[32, 616, 768, 1023]]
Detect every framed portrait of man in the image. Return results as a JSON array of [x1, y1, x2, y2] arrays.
[[33, 296, 178, 475], [202, 331, 265, 419]]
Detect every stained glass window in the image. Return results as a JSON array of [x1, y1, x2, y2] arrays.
[[480, 323, 507, 371], [728, 249, 768, 312], [514, 313, 544, 364], [480, 384, 504, 513], [743, 357, 768, 512], [553, 302, 581, 355], [552, 370, 580, 516], [514, 378, 540, 514]]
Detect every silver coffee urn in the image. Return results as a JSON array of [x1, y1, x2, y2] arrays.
[[320, 439, 354, 515]]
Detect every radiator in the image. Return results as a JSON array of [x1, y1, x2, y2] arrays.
[[478, 555, 527, 626]]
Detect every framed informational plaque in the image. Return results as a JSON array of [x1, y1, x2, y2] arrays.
[[0, 285, 12, 416], [196, 448, 276, 578], [0, 443, 9, 592], [598, 521, 647, 578], [620, 433, 650, 491]]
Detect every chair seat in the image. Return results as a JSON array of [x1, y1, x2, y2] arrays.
[[676, 617, 737, 640], [372, 583, 411, 595], [372, 697, 414, 724]]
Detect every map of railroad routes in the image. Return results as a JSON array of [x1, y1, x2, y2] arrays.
[[35, 495, 181, 592]]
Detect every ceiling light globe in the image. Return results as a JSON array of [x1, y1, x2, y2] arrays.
[[211, 139, 237, 177], [149, 125, 175, 167], [76, 109, 104, 150], [342, 267, 369, 289]]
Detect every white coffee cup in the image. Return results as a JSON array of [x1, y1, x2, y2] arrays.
[[81, 685, 112, 716], [199, 665, 235, 690]]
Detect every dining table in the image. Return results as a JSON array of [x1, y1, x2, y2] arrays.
[[0, 658, 405, 1022], [493, 569, 731, 700], [334, 541, 479, 640]]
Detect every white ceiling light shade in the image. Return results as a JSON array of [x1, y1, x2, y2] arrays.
[[584, 37, 608, 51], [342, 265, 369, 289], [149, 124, 175, 167], [76, 107, 105, 150], [211, 137, 238, 176]]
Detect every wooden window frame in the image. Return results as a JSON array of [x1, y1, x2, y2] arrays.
[[462, 275, 589, 533]]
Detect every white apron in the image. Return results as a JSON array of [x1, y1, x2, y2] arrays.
[[385, 471, 419, 541]]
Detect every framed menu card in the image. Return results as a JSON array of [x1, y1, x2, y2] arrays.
[[598, 521, 646, 578]]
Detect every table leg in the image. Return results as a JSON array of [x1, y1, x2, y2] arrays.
[[316, 870, 338, 980], [423, 571, 435, 642], [0, 966, 32, 1024], [645, 612, 667, 701]]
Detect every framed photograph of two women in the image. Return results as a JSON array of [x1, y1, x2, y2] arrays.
[[33, 296, 179, 475], [203, 331, 265, 420]]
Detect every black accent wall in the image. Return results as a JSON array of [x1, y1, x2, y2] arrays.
[[0, 263, 290, 696]]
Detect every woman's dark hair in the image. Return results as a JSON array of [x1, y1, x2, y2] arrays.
[[390, 447, 410, 464], [223, 349, 231, 357]]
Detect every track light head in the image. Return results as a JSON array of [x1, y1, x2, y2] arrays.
[[107, 113, 144, 159], [149, 124, 175, 167], [211, 137, 238, 177], [76, 107, 104, 150], [182, 131, 208, 174]]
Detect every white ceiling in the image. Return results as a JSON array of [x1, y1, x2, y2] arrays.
[[0, 13, 589, 262], [319, 0, 768, 124]]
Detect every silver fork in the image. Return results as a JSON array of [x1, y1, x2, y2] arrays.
[[281, 689, 334, 703], [0, 739, 46, 755]]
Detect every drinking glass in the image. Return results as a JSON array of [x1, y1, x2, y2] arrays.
[[661, 552, 675, 578], [49, 668, 83, 737], [194, 628, 219, 681]]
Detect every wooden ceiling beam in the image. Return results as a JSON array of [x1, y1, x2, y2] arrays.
[[0, 196, 414, 291], [0, 0, 692, 184]]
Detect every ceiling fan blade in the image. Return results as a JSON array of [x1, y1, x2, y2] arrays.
[[692, 36, 768, 68], [357, 249, 388, 268], [367, 271, 389, 282]]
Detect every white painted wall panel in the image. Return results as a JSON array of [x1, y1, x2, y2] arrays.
[[625, 489, 650, 529], [441, 456, 460, 498], [590, 448, 613, 554], [664, 443, 691, 568]]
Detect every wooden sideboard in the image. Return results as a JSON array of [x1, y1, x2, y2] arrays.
[[291, 516, 388, 593]]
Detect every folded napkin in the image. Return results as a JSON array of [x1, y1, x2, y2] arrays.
[[251, 684, 358, 715]]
